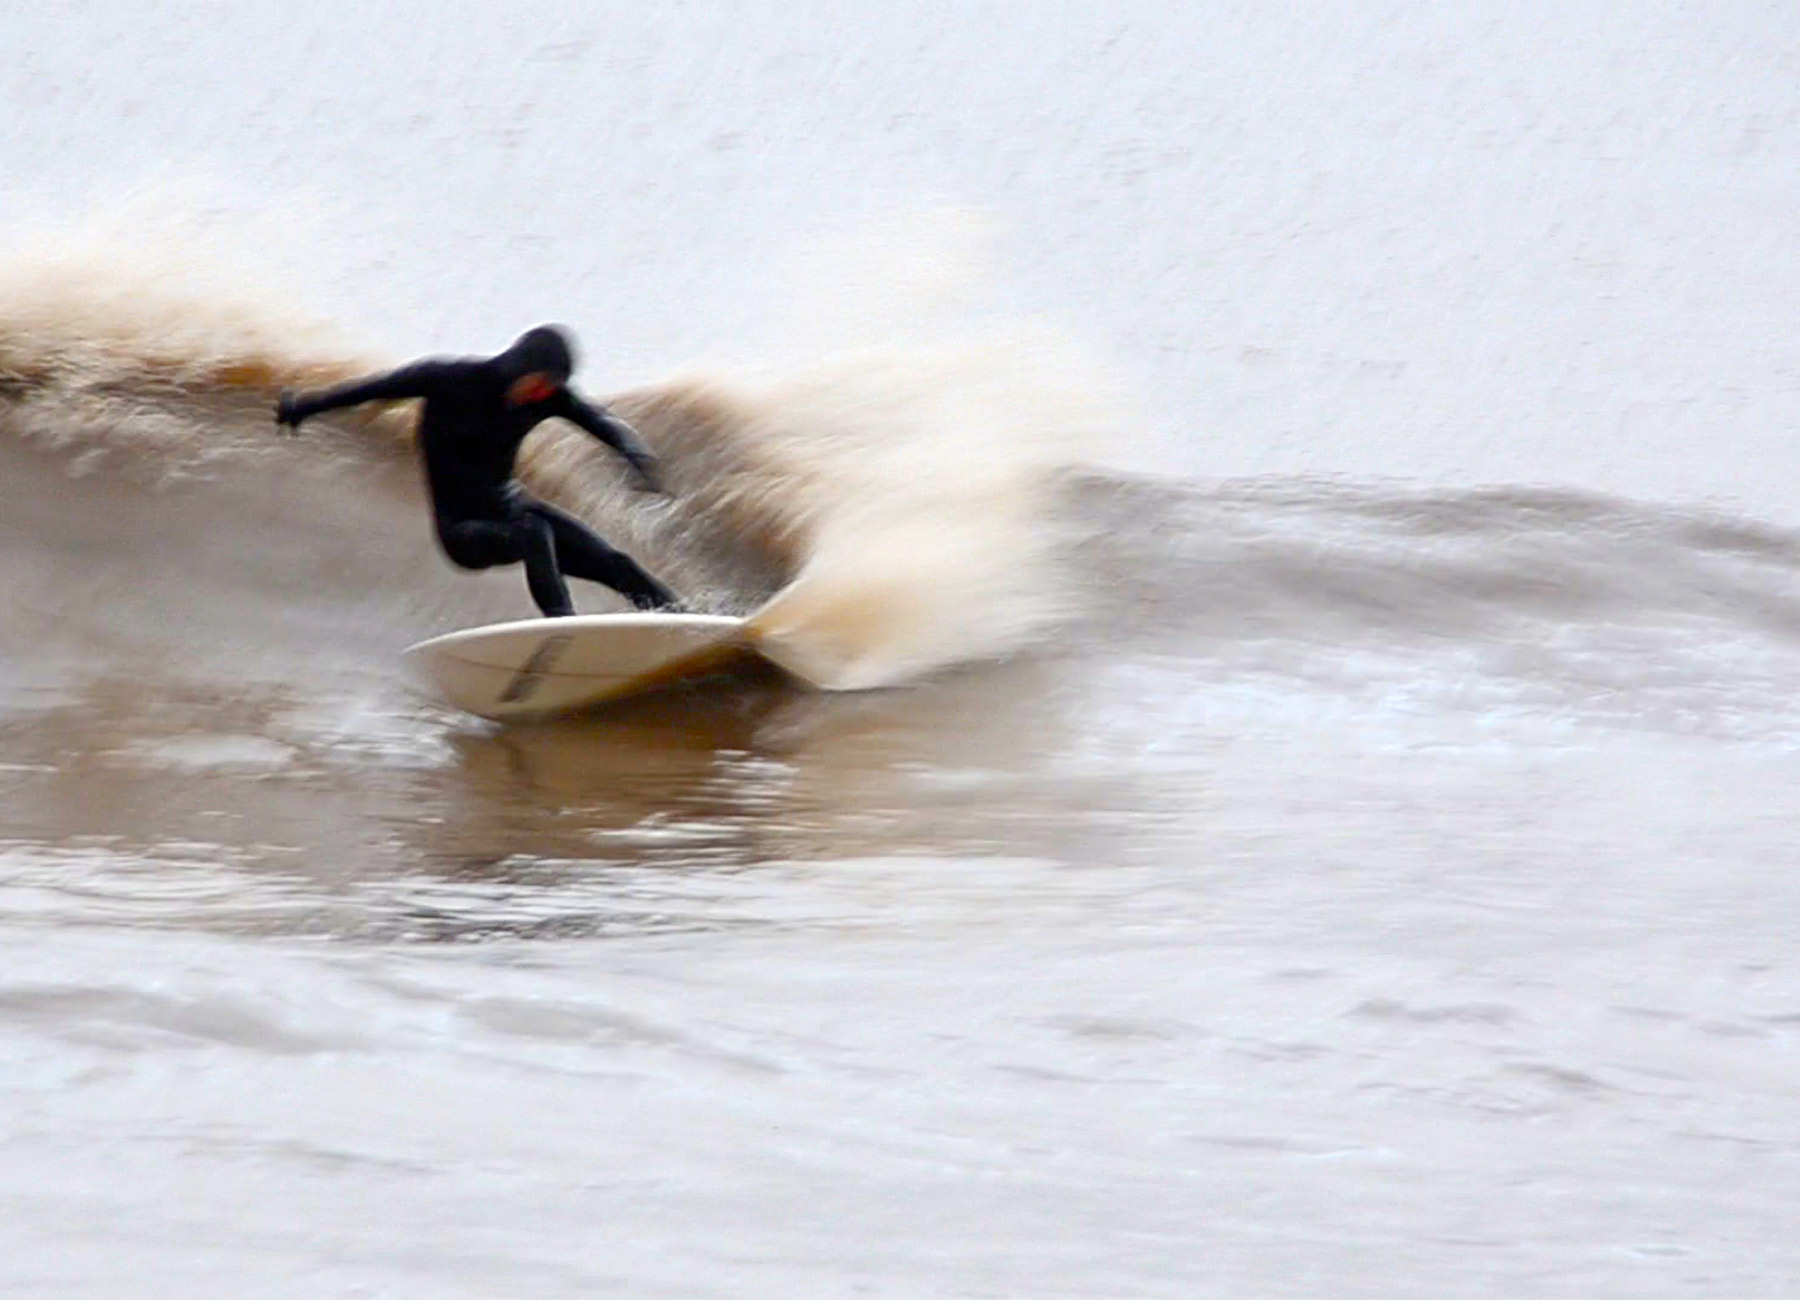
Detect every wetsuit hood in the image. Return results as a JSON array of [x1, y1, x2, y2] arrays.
[[497, 325, 576, 384]]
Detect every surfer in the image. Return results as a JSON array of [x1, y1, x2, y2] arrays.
[[275, 326, 681, 617]]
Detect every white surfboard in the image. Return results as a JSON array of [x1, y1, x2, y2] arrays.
[[404, 613, 757, 720]]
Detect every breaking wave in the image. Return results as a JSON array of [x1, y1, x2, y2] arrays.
[[12, 196, 1800, 739]]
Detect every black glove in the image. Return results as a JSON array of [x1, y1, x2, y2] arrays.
[[625, 450, 667, 495], [274, 391, 306, 433]]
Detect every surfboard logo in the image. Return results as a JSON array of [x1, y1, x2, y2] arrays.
[[499, 632, 575, 704]]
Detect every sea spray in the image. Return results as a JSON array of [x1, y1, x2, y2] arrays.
[[0, 191, 395, 467], [595, 345, 1127, 686]]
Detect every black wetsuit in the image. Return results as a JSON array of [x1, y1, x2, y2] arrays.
[[277, 326, 678, 617]]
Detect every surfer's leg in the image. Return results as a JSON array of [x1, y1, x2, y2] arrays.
[[438, 519, 519, 570], [443, 514, 575, 616], [526, 501, 680, 611], [514, 511, 576, 617]]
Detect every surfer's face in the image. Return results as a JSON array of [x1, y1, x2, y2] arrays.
[[507, 372, 561, 406]]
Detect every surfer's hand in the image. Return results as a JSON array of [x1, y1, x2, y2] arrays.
[[274, 391, 305, 433], [626, 452, 667, 495]]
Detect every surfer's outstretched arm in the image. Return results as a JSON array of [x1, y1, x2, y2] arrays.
[[551, 391, 666, 493], [276, 360, 450, 429]]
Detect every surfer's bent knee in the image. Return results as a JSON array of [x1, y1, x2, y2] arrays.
[[438, 520, 519, 571]]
